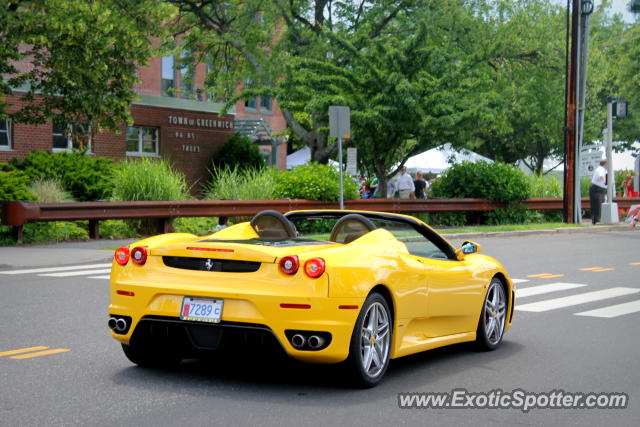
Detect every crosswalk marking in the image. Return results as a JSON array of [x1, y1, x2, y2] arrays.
[[511, 279, 530, 284], [516, 282, 587, 298], [575, 300, 640, 318], [88, 275, 110, 280], [516, 287, 640, 312], [0, 263, 111, 275], [39, 269, 111, 278]]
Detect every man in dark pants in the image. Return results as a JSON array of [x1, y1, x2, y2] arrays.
[[589, 160, 608, 224]]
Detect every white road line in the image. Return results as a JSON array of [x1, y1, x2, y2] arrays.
[[511, 279, 530, 284], [516, 283, 588, 298], [516, 287, 640, 312], [575, 300, 640, 318], [0, 263, 111, 275], [88, 275, 110, 280], [39, 269, 112, 277]]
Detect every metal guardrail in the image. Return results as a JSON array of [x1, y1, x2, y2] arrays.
[[2, 197, 639, 242]]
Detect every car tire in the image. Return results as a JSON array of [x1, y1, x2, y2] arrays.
[[475, 277, 507, 351], [346, 292, 392, 388], [121, 342, 182, 368]]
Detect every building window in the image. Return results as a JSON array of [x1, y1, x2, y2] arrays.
[[244, 78, 257, 110], [260, 96, 272, 112], [52, 119, 91, 151], [0, 119, 11, 149], [126, 126, 159, 156], [179, 49, 194, 99], [162, 55, 175, 97]]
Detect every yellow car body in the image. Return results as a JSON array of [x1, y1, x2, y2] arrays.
[[109, 210, 514, 386]]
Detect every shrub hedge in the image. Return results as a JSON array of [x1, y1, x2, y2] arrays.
[[275, 162, 359, 201], [8, 151, 115, 201], [211, 133, 265, 172], [430, 161, 530, 203]]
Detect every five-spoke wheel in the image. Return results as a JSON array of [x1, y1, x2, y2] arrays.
[[347, 293, 392, 387], [476, 278, 507, 350]]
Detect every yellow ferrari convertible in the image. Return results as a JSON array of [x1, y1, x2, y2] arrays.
[[108, 210, 514, 387]]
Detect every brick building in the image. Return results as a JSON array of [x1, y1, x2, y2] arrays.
[[1, 51, 288, 195]]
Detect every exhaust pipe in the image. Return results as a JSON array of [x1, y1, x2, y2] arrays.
[[115, 318, 127, 332], [308, 335, 325, 350], [108, 317, 117, 330], [291, 334, 306, 349]]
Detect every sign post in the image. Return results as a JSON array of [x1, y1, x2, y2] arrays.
[[329, 106, 351, 210]]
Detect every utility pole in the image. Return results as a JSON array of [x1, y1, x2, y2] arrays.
[[564, 0, 593, 224]]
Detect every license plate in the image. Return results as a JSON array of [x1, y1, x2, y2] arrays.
[[180, 297, 223, 323]]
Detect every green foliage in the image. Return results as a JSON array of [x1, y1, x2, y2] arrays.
[[430, 161, 530, 203], [529, 174, 563, 198], [110, 158, 190, 236], [580, 176, 592, 198], [1, 0, 169, 143], [173, 217, 219, 235], [205, 166, 277, 200], [99, 220, 139, 240], [274, 162, 359, 201], [484, 207, 532, 225], [110, 158, 189, 202], [413, 212, 468, 227], [0, 170, 35, 201], [9, 151, 114, 201], [28, 178, 74, 203], [211, 134, 265, 172]]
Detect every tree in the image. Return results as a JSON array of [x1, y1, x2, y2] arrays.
[[447, 0, 567, 174], [1, 0, 169, 148]]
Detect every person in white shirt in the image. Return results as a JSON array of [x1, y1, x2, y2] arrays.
[[396, 167, 415, 199], [589, 160, 607, 224]]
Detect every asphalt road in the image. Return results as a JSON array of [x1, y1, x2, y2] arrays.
[[0, 229, 639, 426]]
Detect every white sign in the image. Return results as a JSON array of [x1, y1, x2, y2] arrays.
[[580, 150, 603, 177], [346, 148, 357, 176]]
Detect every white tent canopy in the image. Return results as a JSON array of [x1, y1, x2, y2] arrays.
[[404, 143, 493, 174], [286, 146, 339, 169]]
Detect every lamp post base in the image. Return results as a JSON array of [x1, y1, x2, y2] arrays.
[[601, 202, 619, 224]]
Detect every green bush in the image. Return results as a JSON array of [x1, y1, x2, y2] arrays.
[[484, 207, 532, 225], [529, 174, 562, 198], [430, 161, 530, 203], [212, 133, 265, 172], [110, 158, 190, 202], [9, 151, 115, 201], [110, 158, 190, 236], [205, 166, 278, 200], [275, 162, 359, 201], [173, 217, 219, 235], [28, 178, 74, 203], [0, 170, 35, 201]]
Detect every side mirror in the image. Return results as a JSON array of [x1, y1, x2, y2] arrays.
[[455, 240, 482, 260]]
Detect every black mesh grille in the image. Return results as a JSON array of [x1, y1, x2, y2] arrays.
[[163, 256, 261, 272]]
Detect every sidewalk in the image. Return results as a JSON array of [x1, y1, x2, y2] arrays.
[[0, 239, 135, 270]]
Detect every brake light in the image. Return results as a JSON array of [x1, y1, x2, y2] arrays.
[[131, 246, 148, 265], [279, 255, 299, 275], [304, 258, 325, 278], [114, 247, 130, 266]]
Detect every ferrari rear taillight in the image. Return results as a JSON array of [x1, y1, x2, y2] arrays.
[[279, 255, 299, 275], [114, 247, 130, 266], [131, 246, 148, 265], [304, 258, 325, 278]]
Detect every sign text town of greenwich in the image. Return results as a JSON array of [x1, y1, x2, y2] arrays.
[[168, 115, 234, 129]]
